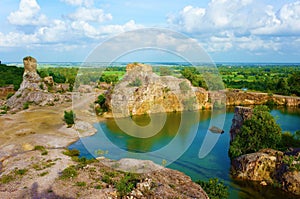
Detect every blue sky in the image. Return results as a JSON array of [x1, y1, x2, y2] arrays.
[[0, 0, 300, 63]]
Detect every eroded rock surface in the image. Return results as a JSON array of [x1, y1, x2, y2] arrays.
[[229, 106, 253, 142], [6, 56, 70, 112], [231, 148, 300, 195], [106, 63, 209, 117]]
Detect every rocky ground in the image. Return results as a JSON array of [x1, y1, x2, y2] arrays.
[[0, 92, 208, 199]]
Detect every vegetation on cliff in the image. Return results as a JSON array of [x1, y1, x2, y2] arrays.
[[195, 178, 229, 199], [229, 106, 282, 158]]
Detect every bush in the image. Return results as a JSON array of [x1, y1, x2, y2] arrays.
[[195, 178, 229, 199], [6, 93, 14, 99], [115, 173, 140, 197], [229, 105, 282, 158], [64, 110, 75, 127], [34, 145, 48, 155], [128, 78, 142, 87], [63, 149, 80, 157], [278, 131, 300, 151], [23, 102, 29, 110], [60, 166, 78, 179]]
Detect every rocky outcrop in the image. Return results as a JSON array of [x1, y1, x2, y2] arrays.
[[231, 148, 300, 195], [229, 106, 253, 142], [6, 56, 70, 112], [226, 90, 300, 107], [106, 63, 209, 117]]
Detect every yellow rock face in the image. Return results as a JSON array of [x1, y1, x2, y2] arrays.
[[22, 143, 34, 151]]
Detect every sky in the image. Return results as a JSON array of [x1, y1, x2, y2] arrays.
[[0, 0, 300, 63]]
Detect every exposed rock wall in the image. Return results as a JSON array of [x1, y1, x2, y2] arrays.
[[106, 63, 209, 117], [226, 90, 300, 107], [6, 56, 70, 112], [231, 148, 300, 196], [229, 106, 253, 142]]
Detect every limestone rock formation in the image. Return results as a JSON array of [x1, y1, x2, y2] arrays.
[[226, 90, 300, 107], [231, 148, 300, 196], [6, 56, 70, 112], [105, 63, 209, 117], [229, 106, 253, 142]]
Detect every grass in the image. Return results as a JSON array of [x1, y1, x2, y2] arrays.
[[0, 174, 15, 184], [39, 171, 49, 176], [14, 169, 28, 176], [60, 166, 78, 179], [34, 145, 48, 155], [63, 149, 80, 157], [75, 181, 86, 187], [115, 172, 140, 197]]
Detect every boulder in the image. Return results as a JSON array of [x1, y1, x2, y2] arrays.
[[6, 56, 71, 112], [106, 63, 208, 117], [43, 76, 54, 86], [231, 148, 300, 196]]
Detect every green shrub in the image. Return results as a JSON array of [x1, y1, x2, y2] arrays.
[[63, 149, 80, 157], [75, 181, 86, 187], [6, 93, 14, 99], [60, 166, 78, 179], [195, 178, 229, 199], [278, 131, 300, 151], [64, 110, 75, 127], [0, 174, 15, 184], [229, 105, 282, 158], [15, 169, 28, 176], [128, 78, 142, 87], [23, 102, 29, 110], [115, 172, 140, 197], [34, 145, 48, 155]]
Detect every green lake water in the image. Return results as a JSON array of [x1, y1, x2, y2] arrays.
[[69, 107, 300, 199]]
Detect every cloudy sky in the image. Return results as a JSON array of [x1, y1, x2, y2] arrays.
[[0, 0, 300, 63]]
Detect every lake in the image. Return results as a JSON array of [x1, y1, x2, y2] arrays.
[[69, 107, 300, 199]]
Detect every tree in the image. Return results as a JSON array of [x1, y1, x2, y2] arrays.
[[229, 105, 282, 158], [64, 110, 75, 127]]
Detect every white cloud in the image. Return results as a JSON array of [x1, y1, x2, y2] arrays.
[[252, 1, 300, 35], [7, 0, 47, 26], [167, 0, 300, 54], [0, 31, 38, 47], [69, 7, 112, 22], [37, 20, 70, 42], [61, 0, 94, 7]]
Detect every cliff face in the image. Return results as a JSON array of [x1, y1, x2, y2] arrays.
[[226, 90, 300, 107], [106, 63, 208, 117], [232, 148, 300, 196], [6, 56, 70, 112], [229, 106, 253, 142]]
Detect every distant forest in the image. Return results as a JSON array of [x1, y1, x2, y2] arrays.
[[0, 63, 299, 96]]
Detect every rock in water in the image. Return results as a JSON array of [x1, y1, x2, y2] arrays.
[[229, 106, 253, 142], [106, 63, 209, 117], [6, 56, 70, 112]]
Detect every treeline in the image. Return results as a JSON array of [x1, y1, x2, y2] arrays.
[[0, 64, 23, 90], [218, 65, 300, 96]]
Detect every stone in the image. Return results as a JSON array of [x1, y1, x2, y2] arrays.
[[229, 106, 253, 142], [231, 148, 300, 196], [6, 56, 71, 112], [43, 76, 54, 86], [106, 63, 208, 117]]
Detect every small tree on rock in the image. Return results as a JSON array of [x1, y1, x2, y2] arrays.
[[229, 105, 282, 158]]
